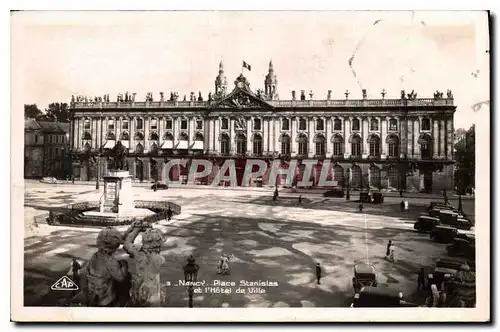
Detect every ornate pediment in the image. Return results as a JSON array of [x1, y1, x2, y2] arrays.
[[211, 87, 274, 110]]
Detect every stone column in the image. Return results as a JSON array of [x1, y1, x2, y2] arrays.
[[432, 118, 439, 159], [214, 118, 220, 153], [309, 117, 315, 157], [447, 118, 454, 160], [362, 117, 369, 158], [189, 117, 195, 143], [399, 116, 406, 158], [274, 117, 279, 154], [230, 118, 235, 154], [130, 116, 135, 152], [413, 117, 421, 159], [157, 159, 165, 182], [159, 117, 164, 143], [381, 116, 387, 159], [290, 117, 296, 154], [263, 118, 268, 153], [246, 117, 252, 154], [325, 116, 331, 154], [407, 116, 413, 158], [145, 117, 150, 152], [440, 119, 446, 159], [344, 117, 351, 158], [292, 118, 298, 155], [269, 118, 274, 154], [78, 117, 84, 150]]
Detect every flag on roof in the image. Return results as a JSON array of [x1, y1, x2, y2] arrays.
[[243, 61, 252, 71]]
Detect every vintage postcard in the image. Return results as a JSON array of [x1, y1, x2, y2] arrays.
[[11, 10, 490, 322]]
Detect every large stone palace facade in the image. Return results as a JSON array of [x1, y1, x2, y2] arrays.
[[69, 61, 456, 192]]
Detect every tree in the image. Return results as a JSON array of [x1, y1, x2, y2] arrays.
[[454, 125, 475, 193], [37, 102, 70, 122], [24, 104, 43, 119]]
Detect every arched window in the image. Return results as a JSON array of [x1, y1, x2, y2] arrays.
[[369, 165, 381, 189], [149, 132, 159, 141], [252, 134, 263, 155], [333, 135, 344, 156], [236, 134, 247, 154], [352, 118, 360, 131], [316, 118, 324, 131], [351, 135, 361, 157], [150, 142, 159, 155], [134, 132, 144, 140], [83, 142, 91, 152], [315, 135, 326, 157], [120, 132, 130, 141], [281, 135, 291, 156], [333, 118, 342, 131], [298, 134, 308, 156], [82, 131, 92, 140], [370, 118, 379, 131], [299, 118, 307, 131], [282, 118, 290, 131], [220, 133, 230, 155], [419, 134, 432, 159], [351, 165, 362, 189], [387, 135, 400, 157], [135, 143, 144, 154], [106, 132, 116, 140], [421, 117, 431, 131], [389, 118, 398, 131], [369, 135, 381, 157], [333, 165, 344, 187]]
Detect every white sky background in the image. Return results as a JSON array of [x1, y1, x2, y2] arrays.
[[12, 11, 489, 129]]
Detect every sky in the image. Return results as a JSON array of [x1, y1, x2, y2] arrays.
[[11, 11, 489, 129]]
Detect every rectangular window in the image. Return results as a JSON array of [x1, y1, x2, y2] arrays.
[[221, 118, 229, 130], [196, 119, 203, 130], [299, 119, 307, 131], [34, 134, 38, 143], [282, 119, 290, 131], [181, 119, 188, 130], [84, 119, 91, 130], [166, 119, 173, 130], [136, 118, 143, 130], [254, 118, 261, 130], [150, 118, 158, 130], [122, 119, 129, 130], [108, 119, 114, 131], [333, 119, 342, 131]]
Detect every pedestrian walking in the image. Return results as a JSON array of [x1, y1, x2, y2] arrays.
[[359, 202, 363, 212], [166, 206, 173, 222], [400, 200, 405, 212], [399, 189, 403, 197], [71, 257, 81, 285], [298, 195, 302, 205], [417, 267, 425, 292], [315, 263, 322, 284], [385, 240, 392, 258], [388, 242, 396, 262]]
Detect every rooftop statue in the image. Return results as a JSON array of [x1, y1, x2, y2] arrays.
[[327, 90, 332, 100], [291, 90, 296, 101], [362, 89, 367, 100]]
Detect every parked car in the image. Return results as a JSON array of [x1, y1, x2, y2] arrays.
[[150, 183, 169, 190], [429, 202, 456, 210], [447, 238, 476, 261], [439, 211, 472, 230], [414, 216, 440, 233], [430, 225, 459, 243], [435, 257, 475, 272], [323, 189, 344, 198], [359, 192, 372, 203], [352, 263, 377, 292], [372, 192, 384, 204], [350, 287, 404, 307]]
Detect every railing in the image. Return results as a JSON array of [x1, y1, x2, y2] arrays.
[[70, 98, 454, 109]]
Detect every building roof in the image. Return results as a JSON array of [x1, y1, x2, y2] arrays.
[[37, 121, 69, 134], [24, 118, 42, 131]]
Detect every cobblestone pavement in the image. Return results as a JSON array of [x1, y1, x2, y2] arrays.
[[23, 183, 474, 307]]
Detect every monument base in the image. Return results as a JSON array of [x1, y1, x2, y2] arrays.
[[100, 169, 135, 215]]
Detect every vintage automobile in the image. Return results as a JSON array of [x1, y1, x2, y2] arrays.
[[436, 257, 475, 272], [447, 238, 476, 261], [439, 211, 472, 230], [414, 216, 440, 233], [323, 189, 344, 198], [430, 225, 459, 243], [352, 263, 377, 292], [429, 202, 456, 210], [350, 287, 406, 307], [150, 182, 169, 190], [372, 192, 384, 204], [359, 192, 373, 203]]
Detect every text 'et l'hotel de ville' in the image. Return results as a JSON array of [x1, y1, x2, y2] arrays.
[[68, 61, 456, 192]]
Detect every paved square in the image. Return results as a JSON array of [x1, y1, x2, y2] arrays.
[[23, 182, 474, 307]]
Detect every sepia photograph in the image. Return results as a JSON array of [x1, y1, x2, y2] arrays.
[[10, 9, 490, 322]]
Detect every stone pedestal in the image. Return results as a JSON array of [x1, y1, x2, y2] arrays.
[[100, 170, 134, 215]]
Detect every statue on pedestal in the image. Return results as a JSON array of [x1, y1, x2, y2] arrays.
[[362, 89, 367, 100], [400, 90, 406, 100], [111, 141, 127, 170], [123, 221, 166, 307], [71, 95, 75, 103], [291, 90, 296, 100], [327, 90, 332, 100], [160, 92, 164, 101], [309, 90, 314, 100], [446, 89, 454, 99], [198, 91, 203, 101]]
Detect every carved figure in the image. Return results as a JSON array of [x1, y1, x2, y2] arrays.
[[292, 90, 296, 100], [123, 221, 166, 307], [309, 90, 314, 100], [190, 92, 195, 101], [183, 95, 187, 101], [71, 95, 75, 103], [83, 227, 129, 306], [110, 141, 127, 170], [327, 90, 332, 100], [208, 92, 212, 101], [216, 254, 234, 275], [400, 90, 406, 99], [447, 89, 453, 99], [300, 90, 306, 101], [362, 89, 367, 100], [381, 89, 387, 99], [344, 89, 350, 99], [198, 91, 203, 101], [132, 93, 136, 102]]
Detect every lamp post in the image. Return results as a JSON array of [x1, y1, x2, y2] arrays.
[[183, 255, 199, 308]]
